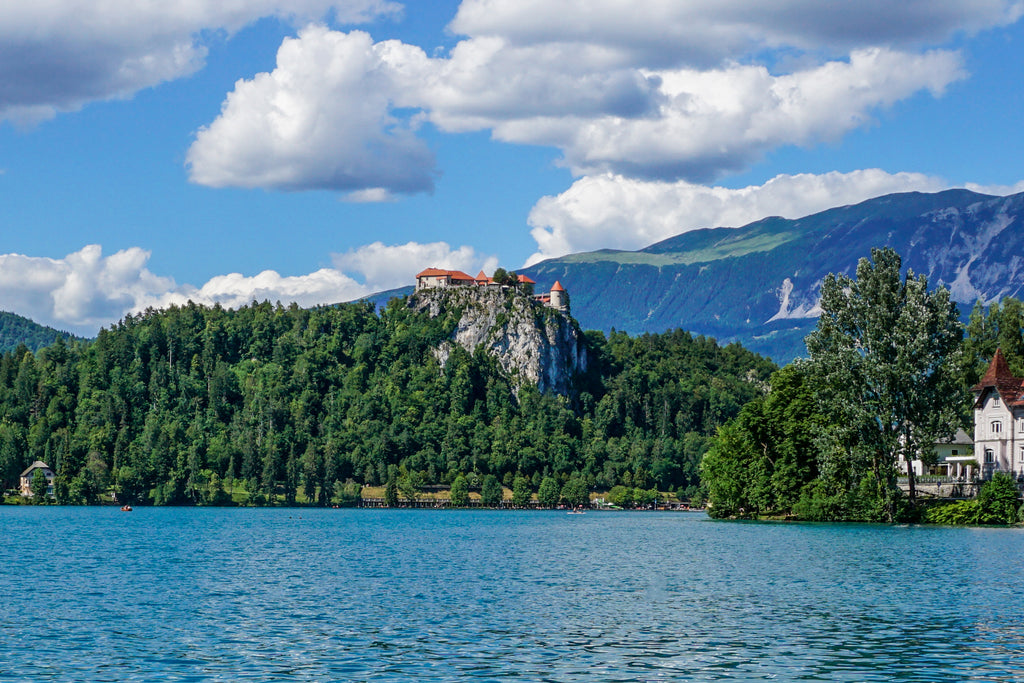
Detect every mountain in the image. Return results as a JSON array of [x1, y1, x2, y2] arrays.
[[521, 189, 1024, 363], [0, 311, 82, 353]]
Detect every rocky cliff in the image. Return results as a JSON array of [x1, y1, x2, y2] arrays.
[[409, 287, 587, 396]]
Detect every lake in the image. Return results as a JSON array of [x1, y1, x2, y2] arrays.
[[2, 508, 1022, 681]]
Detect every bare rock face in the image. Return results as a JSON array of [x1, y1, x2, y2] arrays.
[[409, 287, 587, 396]]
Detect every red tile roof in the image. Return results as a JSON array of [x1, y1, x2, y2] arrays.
[[972, 348, 1024, 408], [516, 274, 536, 284], [416, 268, 475, 281], [416, 267, 450, 278], [551, 280, 565, 291]]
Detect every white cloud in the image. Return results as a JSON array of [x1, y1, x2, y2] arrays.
[[151, 268, 371, 312], [332, 241, 498, 291], [0, 240, 495, 335], [187, 26, 436, 194], [483, 47, 966, 180], [188, 16, 972, 192], [450, 0, 1023, 66], [0, 246, 176, 333], [0, 0, 401, 123], [524, 169, 952, 264], [966, 179, 1024, 195]]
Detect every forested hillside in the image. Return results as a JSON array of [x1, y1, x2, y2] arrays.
[[0, 310, 81, 353], [0, 295, 774, 505]]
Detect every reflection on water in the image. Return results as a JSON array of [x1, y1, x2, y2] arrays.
[[2, 508, 1022, 681]]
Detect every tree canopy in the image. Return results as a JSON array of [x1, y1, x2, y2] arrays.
[[0, 295, 773, 505]]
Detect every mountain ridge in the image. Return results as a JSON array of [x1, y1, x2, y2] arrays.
[[521, 189, 1024, 363]]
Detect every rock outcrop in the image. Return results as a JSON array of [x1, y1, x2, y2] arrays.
[[409, 287, 587, 396]]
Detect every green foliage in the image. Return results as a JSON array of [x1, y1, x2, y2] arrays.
[[560, 475, 589, 507], [702, 365, 821, 518], [702, 248, 983, 524], [964, 297, 1024, 382], [491, 268, 509, 286], [480, 474, 502, 506], [537, 477, 560, 507], [332, 479, 362, 507], [925, 473, 1023, 525], [30, 469, 49, 502], [449, 475, 470, 507], [384, 478, 399, 507], [0, 294, 772, 505], [0, 312, 83, 354], [511, 475, 531, 507], [804, 247, 965, 520]]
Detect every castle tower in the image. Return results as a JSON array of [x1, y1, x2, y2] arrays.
[[550, 280, 567, 311]]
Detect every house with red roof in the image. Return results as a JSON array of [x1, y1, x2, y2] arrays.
[[971, 349, 1024, 480], [415, 268, 568, 312], [415, 268, 476, 290]]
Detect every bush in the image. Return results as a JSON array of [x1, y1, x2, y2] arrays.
[[925, 473, 1023, 526]]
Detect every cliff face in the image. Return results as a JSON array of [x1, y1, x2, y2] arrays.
[[409, 287, 587, 396]]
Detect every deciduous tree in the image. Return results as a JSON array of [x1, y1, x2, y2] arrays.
[[805, 248, 965, 520]]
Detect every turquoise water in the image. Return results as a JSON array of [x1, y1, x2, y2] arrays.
[[2, 508, 1023, 682]]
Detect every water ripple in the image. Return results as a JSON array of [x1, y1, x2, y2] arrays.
[[2, 509, 1024, 681]]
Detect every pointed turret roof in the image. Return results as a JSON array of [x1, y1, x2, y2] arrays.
[[972, 349, 1024, 407], [551, 280, 565, 292]]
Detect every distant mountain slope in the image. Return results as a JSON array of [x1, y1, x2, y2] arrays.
[[358, 285, 414, 310], [0, 311, 82, 353], [522, 189, 1024, 363]]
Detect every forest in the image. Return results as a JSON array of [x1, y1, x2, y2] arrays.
[[0, 294, 775, 505], [700, 248, 1024, 524], [0, 310, 81, 354]]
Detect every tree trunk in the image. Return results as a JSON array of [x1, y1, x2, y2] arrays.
[[906, 458, 917, 506]]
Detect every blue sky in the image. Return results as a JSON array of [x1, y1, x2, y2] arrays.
[[2, 0, 1024, 335]]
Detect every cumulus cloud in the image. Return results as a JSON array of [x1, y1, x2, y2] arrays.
[[524, 170, 952, 264], [0, 0, 401, 124], [151, 269, 371, 313], [332, 241, 498, 291], [486, 47, 966, 180], [187, 27, 436, 194], [0, 240, 495, 335], [188, 5, 979, 192], [0, 246, 176, 333], [450, 0, 1023, 67]]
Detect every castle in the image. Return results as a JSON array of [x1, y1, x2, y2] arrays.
[[415, 268, 568, 312]]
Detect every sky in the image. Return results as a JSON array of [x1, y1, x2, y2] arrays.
[[2, 0, 1024, 336]]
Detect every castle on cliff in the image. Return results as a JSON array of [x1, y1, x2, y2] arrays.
[[415, 268, 568, 312]]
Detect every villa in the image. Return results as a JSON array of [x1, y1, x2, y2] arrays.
[[20, 461, 55, 498], [971, 348, 1024, 480]]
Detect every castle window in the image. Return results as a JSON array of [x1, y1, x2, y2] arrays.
[[992, 420, 1002, 434], [951, 449, 959, 456], [985, 449, 995, 463], [993, 395, 1000, 407], [1019, 446, 1024, 463]]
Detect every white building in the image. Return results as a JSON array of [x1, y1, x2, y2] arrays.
[[20, 461, 55, 498], [971, 349, 1024, 480], [897, 429, 974, 478]]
